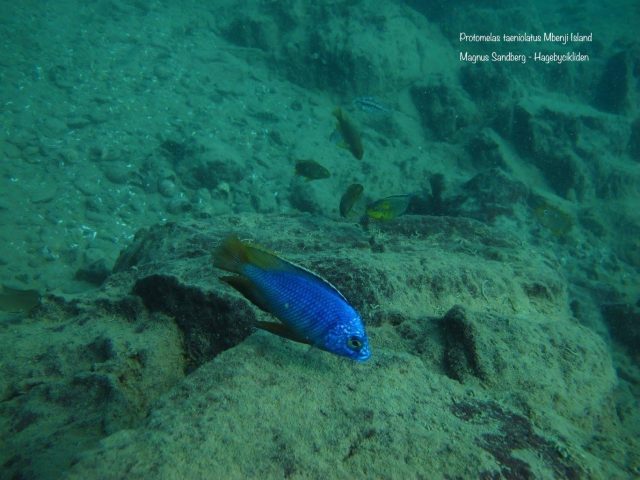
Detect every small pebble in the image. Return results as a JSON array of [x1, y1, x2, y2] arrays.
[[167, 194, 190, 214], [104, 162, 131, 184], [43, 117, 67, 134], [59, 148, 80, 164], [154, 64, 172, 80], [158, 179, 177, 198], [75, 178, 102, 196], [195, 188, 212, 203]]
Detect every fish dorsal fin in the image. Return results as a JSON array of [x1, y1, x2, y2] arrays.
[[271, 253, 349, 304], [215, 236, 349, 304]]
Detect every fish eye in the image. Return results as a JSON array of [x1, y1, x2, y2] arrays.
[[347, 336, 363, 350]]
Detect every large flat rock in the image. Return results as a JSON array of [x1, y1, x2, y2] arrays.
[[2, 213, 624, 479]]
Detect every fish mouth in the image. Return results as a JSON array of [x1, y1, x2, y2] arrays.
[[357, 345, 372, 362]]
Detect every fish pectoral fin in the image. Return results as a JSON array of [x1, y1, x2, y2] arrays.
[[220, 275, 271, 313], [256, 321, 312, 346]]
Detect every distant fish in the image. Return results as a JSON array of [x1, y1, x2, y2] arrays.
[[212, 236, 371, 361], [352, 96, 392, 115], [295, 160, 331, 180], [532, 200, 573, 237], [332, 107, 364, 160], [366, 194, 412, 221], [339, 183, 364, 218]]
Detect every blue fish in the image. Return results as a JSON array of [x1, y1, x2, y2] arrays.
[[213, 236, 371, 361], [352, 96, 392, 115]]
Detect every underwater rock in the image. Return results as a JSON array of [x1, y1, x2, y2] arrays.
[[74, 259, 110, 286], [460, 62, 510, 105], [440, 305, 485, 382], [288, 180, 322, 214], [601, 303, 640, 355], [406, 174, 451, 217], [159, 139, 199, 164], [506, 93, 633, 203], [133, 274, 255, 369], [216, 1, 444, 95], [0, 291, 184, 480], [458, 167, 528, 222], [220, 17, 278, 52], [64, 293, 614, 479], [437, 304, 615, 427], [509, 100, 587, 198], [594, 51, 630, 114], [166, 194, 191, 214], [177, 158, 244, 190], [466, 128, 508, 170], [410, 81, 477, 141], [450, 399, 581, 479], [74, 177, 102, 197], [427, 173, 446, 214], [157, 178, 178, 198], [103, 161, 135, 185], [0, 214, 625, 478], [629, 117, 640, 162]]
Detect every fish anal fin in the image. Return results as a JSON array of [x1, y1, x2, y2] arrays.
[[257, 321, 311, 346]]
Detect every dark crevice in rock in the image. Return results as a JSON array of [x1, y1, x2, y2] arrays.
[[601, 302, 640, 356], [440, 305, 485, 382], [133, 274, 255, 370]]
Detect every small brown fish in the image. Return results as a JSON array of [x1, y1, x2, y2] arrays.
[[295, 160, 331, 180], [332, 107, 364, 160], [339, 183, 364, 218], [366, 194, 411, 221]]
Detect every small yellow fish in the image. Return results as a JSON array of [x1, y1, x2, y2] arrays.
[[366, 194, 411, 221], [332, 107, 364, 160], [339, 183, 364, 218], [295, 160, 331, 180]]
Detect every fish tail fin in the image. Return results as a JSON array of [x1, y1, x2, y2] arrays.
[[332, 107, 343, 120], [212, 235, 249, 274], [213, 235, 282, 274]]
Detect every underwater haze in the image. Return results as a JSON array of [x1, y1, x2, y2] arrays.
[[1, 0, 639, 478]]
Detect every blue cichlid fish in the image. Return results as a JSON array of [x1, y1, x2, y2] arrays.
[[212, 236, 371, 361], [352, 96, 392, 115]]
